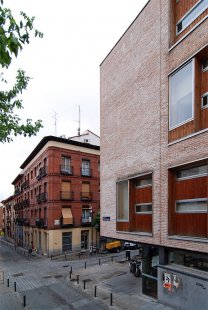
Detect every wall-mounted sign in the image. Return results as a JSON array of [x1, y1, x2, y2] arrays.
[[54, 219, 60, 225], [103, 216, 110, 221]]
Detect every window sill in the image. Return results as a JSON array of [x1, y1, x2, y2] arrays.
[[168, 127, 208, 146], [116, 230, 153, 237], [168, 235, 208, 243]]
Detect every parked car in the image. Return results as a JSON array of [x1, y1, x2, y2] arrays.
[[124, 242, 138, 250], [105, 240, 121, 253]]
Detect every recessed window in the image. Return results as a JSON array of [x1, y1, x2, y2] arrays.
[[135, 204, 152, 214], [135, 177, 152, 188], [176, 199, 208, 213], [169, 60, 194, 129], [82, 160, 91, 176], [176, 0, 208, 35], [176, 165, 208, 180], [61, 156, 71, 174], [202, 58, 208, 71], [202, 93, 208, 108], [117, 180, 129, 221]]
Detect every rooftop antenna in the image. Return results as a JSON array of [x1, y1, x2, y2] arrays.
[[77, 105, 81, 136], [52, 111, 58, 136]]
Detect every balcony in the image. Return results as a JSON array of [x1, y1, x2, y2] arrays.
[[81, 192, 93, 201], [35, 218, 47, 228], [36, 166, 47, 180], [14, 188, 21, 195], [14, 217, 25, 226], [36, 192, 47, 204], [60, 191, 74, 200], [14, 202, 22, 211], [60, 165, 73, 175], [81, 168, 92, 177], [21, 180, 29, 191], [81, 217, 92, 226], [21, 199, 30, 208]]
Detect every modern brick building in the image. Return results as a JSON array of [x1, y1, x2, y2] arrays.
[[11, 134, 100, 255], [100, 1, 208, 309]]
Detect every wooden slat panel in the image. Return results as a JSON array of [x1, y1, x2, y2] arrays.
[[134, 214, 152, 233], [175, 176, 207, 200], [116, 221, 129, 231], [169, 170, 208, 238], [168, 120, 195, 143], [135, 186, 152, 204]]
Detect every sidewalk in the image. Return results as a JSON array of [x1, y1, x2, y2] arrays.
[[67, 259, 173, 310], [0, 283, 25, 310]]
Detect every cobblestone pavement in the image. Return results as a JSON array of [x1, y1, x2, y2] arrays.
[[0, 240, 174, 309]]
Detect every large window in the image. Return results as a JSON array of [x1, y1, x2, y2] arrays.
[[176, 198, 208, 213], [117, 180, 129, 221], [169, 60, 194, 129], [176, 0, 208, 35]]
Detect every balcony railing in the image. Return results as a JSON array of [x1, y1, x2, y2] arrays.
[[81, 192, 93, 201], [14, 188, 21, 195], [21, 180, 29, 191], [35, 218, 47, 228], [81, 168, 92, 177], [60, 191, 74, 200], [22, 199, 30, 208], [60, 165, 73, 175], [36, 166, 47, 180], [36, 192, 47, 204], [81, 217, 92, 226]]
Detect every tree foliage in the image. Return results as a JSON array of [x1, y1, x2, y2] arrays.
[[0, 0, 43, 142], [93, 212, 100, 232]]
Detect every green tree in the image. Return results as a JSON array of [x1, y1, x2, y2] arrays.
[[0, 0, 43, 142], [93, 212, 100, 232]]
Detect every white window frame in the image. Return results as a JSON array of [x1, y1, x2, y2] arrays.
[[169, 59, 195, 130], [201, 92, 208, 109], [175, 198, 208, 213], [135, 177, 152, 188], [116, 180, 129, 222], [176, 164, 208, 181], [135, 203, 152, 214], [176, 0, 208, 36]]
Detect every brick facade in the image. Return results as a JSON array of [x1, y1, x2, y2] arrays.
[[100, 1, 208, 306], [10, 136, 100, 254]]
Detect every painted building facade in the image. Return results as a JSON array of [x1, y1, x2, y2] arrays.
[[12, 135, 100, 255], [100, 1, 208, 309]]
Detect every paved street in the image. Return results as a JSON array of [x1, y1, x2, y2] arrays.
[[0, 241, 173, 309]]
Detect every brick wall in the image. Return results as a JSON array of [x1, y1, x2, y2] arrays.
[[100, 0, 208, 254]]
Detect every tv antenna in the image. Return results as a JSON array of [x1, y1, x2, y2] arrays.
[[76, 105, 81, 136], [52, 111, 58, 136]]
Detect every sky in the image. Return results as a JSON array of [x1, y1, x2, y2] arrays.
[[0, 0, 148, 201]]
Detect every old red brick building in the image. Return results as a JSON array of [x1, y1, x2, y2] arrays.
[[12, 135, 100, 255], [100, 1, 208, 309]]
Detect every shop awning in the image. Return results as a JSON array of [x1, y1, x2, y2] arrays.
[[62, 208, 73, 225]]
